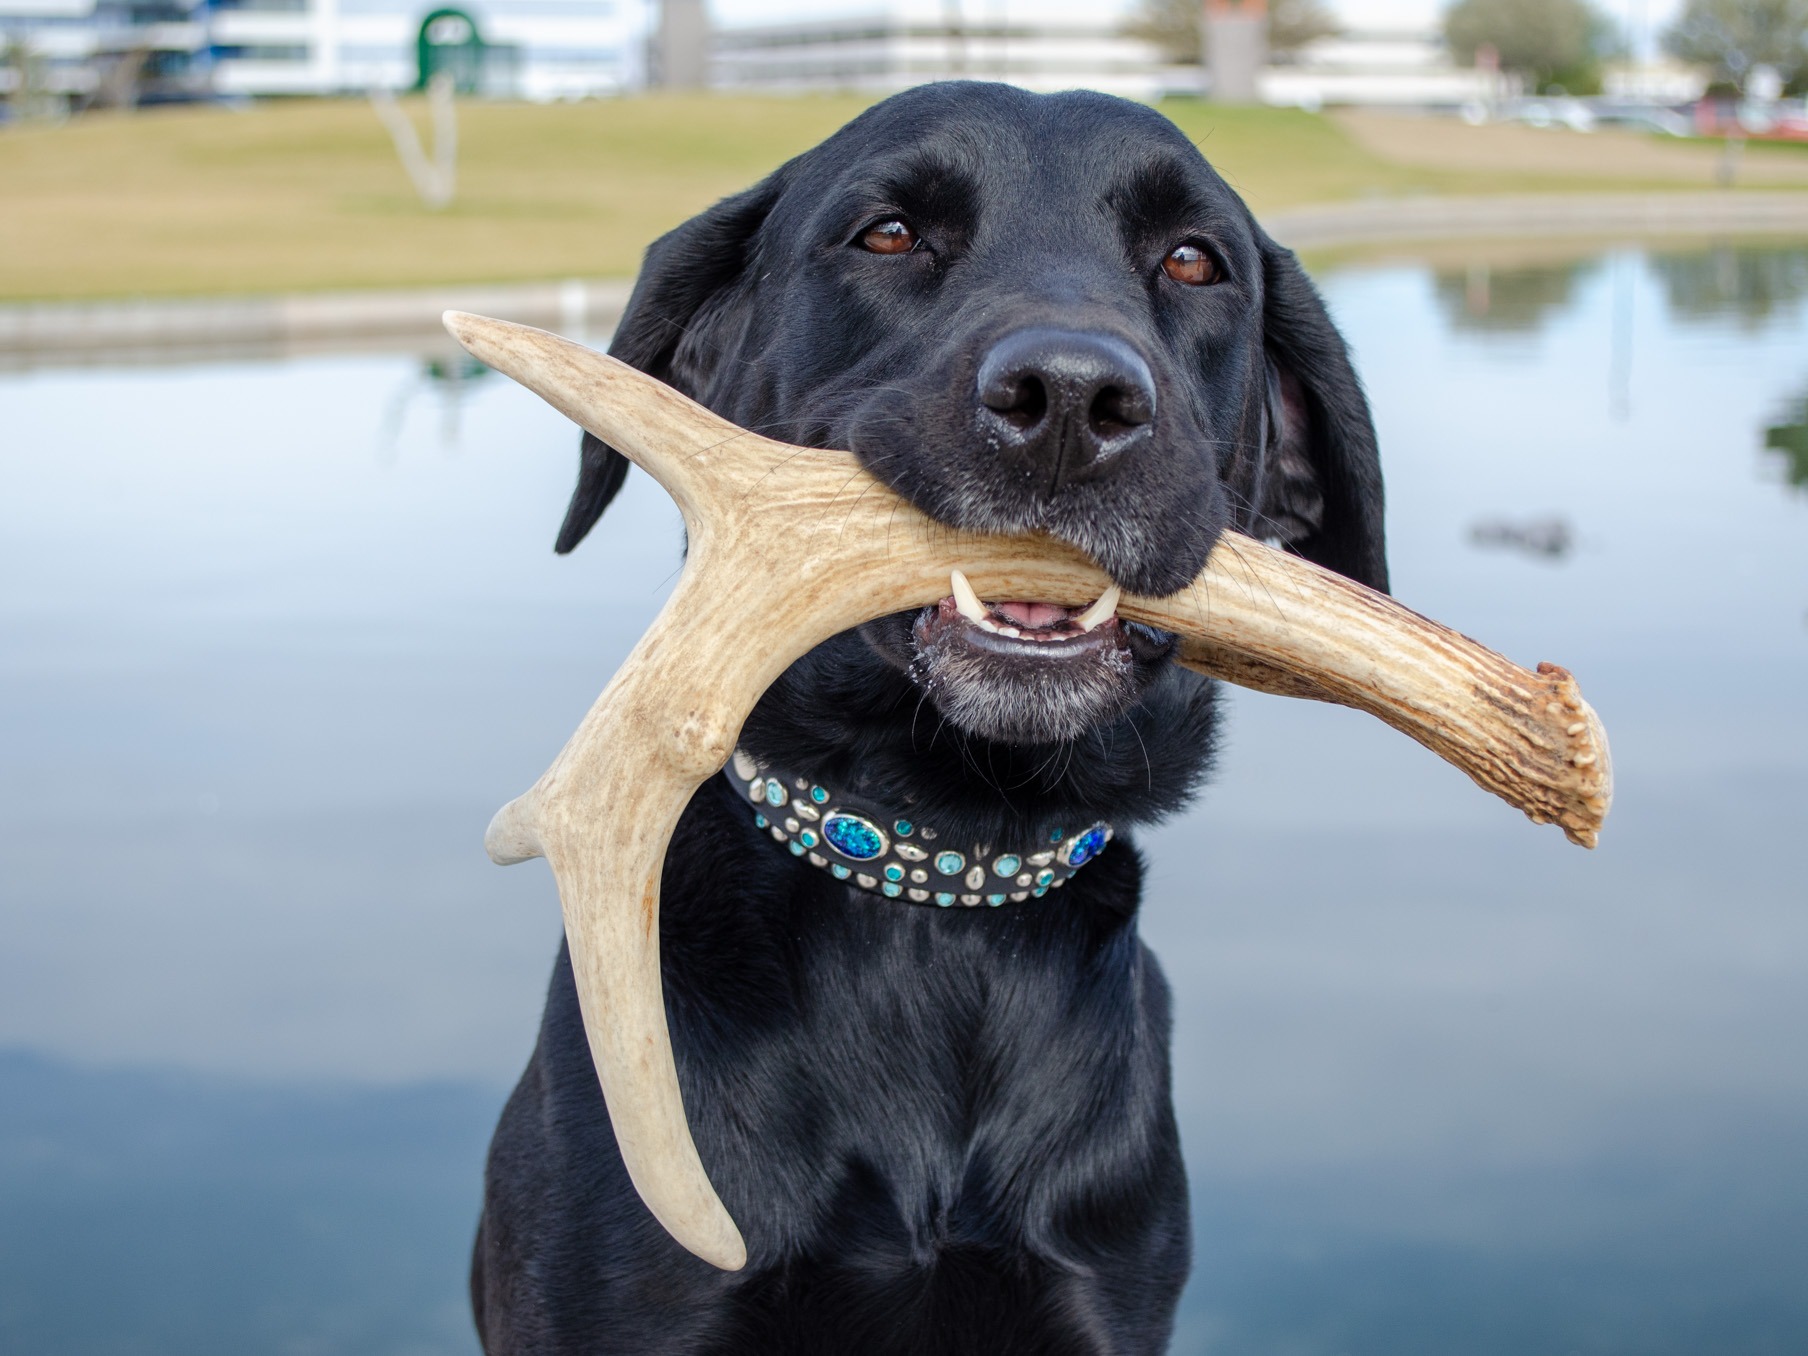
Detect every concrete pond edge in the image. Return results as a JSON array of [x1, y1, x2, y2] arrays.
[[5, 192, 1808, 362]]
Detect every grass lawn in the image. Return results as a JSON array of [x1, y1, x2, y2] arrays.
[[2, 93, 1799, 302]]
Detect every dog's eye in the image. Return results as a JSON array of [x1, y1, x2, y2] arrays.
[[1163, 243, 1220, 286], [860, 219, 919, 255]]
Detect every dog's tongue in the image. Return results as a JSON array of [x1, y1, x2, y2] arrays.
[[992, 600, 1073, 629]]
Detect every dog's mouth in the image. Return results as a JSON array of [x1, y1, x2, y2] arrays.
[[938, 569, 1124, 648], [904, 570, 1175, 745]]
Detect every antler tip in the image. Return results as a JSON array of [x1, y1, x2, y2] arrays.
[[698, 1225, 748, 1272], [485, 795, 544, 865], [441, 309, 489, 348]]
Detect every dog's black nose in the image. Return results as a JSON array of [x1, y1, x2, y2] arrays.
[[976, 328, 1156, 488]]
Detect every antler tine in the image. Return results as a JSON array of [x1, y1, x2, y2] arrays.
[[1137, 557, 1613, 848], [446, 312, 1612, 1272]]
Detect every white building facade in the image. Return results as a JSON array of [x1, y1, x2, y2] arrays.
[[1, 0, 211, 103], [1, 0, 637, 106], [209, 0, 638, 100], [711, 0, 1193, 100], [1258, 28, 1504, 109]]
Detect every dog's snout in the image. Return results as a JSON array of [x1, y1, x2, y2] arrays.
[[976, 329, 1155, 488]]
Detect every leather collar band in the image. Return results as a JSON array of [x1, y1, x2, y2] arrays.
[[727, 749, 1113, 908]]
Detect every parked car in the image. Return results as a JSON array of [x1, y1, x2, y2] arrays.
[[1498, 96, 1597, 132], [1591, 104, 1692, 137]]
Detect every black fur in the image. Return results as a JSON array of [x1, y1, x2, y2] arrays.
[[475, 82, 1386, 1354]]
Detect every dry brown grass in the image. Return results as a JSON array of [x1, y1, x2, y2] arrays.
[[1333, 109, 1808, 187]]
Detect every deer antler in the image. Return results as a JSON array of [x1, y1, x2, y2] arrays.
[[444, 311, 1612, 1274]]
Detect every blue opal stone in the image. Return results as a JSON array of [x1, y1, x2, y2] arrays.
[[799, 828, 819, 849], [1035, 868, 1055, 887], [883, 864, 904, 883], [787, 841, 804, 856], [1049, 827, 1065, 843], [1061, 824, 1110, 868], [830, 864, 851, 881], [882, 882, 903, 898], [764, 780, 788, 808], [754, 814, 768, 829], [1032, 886, 1049, 898], [987, 894, 1006, 906], [934, 850, 965, 876], [822, 811, 887, 860], [810, 785, 829, 804], [992, 854, 1020, 877], [894, 819, 913, 836], [934, 892, 956, 907]]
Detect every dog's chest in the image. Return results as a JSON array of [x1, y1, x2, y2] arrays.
[[664, 878, 1165, 1251]]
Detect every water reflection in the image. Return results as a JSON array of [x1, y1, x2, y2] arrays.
[[1466, 514, 1574, 559], [1766, 383, 1808, 491], [1647, 243, 1808, 329], [376, 352, 495, 456], [3, 243, 1806, 1355], [1431, 259, 1599, 334]]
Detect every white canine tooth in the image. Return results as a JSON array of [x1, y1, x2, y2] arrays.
[[950, 569, 987, 623], [1076, 585, 1122, 632]]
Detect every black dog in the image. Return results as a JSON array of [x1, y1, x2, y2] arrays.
[[473, 82, 1386, 1354]]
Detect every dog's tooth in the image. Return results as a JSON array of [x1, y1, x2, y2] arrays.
[[950, 569, 987, 623], [1076, 585, 1122, 632], [997, 625, 1022, 638]]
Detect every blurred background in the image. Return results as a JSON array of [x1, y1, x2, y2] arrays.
[[3, 0, 1807, 1353]]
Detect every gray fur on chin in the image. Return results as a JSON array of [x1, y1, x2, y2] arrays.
[[907, 633, 1137, 746]]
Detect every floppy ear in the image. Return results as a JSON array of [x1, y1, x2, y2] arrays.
[[1252, 233, 1389, 594], [554, 174, 785, 554]]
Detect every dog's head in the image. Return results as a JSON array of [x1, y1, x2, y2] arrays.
[[557, 84, 1385, 831]]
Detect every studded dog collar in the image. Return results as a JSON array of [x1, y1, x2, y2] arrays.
[[727, 749, 1112, 908]]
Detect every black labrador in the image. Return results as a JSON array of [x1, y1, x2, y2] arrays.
[[473, 81, 1386, 1354]]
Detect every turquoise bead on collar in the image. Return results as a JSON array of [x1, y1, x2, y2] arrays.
[[727, 749, 1112, 908]]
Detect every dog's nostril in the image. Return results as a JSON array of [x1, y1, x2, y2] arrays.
[[982, 369, 1049, 428], [1089, 383, 1152, 440], [994, 375, 1048, 430]]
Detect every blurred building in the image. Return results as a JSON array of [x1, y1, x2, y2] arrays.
[[0, 0, 211, 105], [711, 0, 1189, 99], [1259, 27, 1503, 109], [209, 0, 638, 99], [1601, 58, 1708, 104], [0, 0, 637, 107], [710, 7, 1512, 109]]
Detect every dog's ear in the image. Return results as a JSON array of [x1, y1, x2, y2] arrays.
[[554, 174, 785, 554], [1252, 233, 1389, 594]]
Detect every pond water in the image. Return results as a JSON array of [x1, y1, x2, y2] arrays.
[[3, 242, 1806, 1356]]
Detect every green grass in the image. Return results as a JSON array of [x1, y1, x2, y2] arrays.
[[0, 94, 1785, 303]]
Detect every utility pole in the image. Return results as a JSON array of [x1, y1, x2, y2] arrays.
[[653, 0, 711, 89], [1204, 0, 1266, 104]]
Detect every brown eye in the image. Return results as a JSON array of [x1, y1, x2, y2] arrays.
[[1163, 242, 1219, 286], [860, 219, 918, 254]]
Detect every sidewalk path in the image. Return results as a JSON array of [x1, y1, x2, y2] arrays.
[[1336, 111, 1808, 188]]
